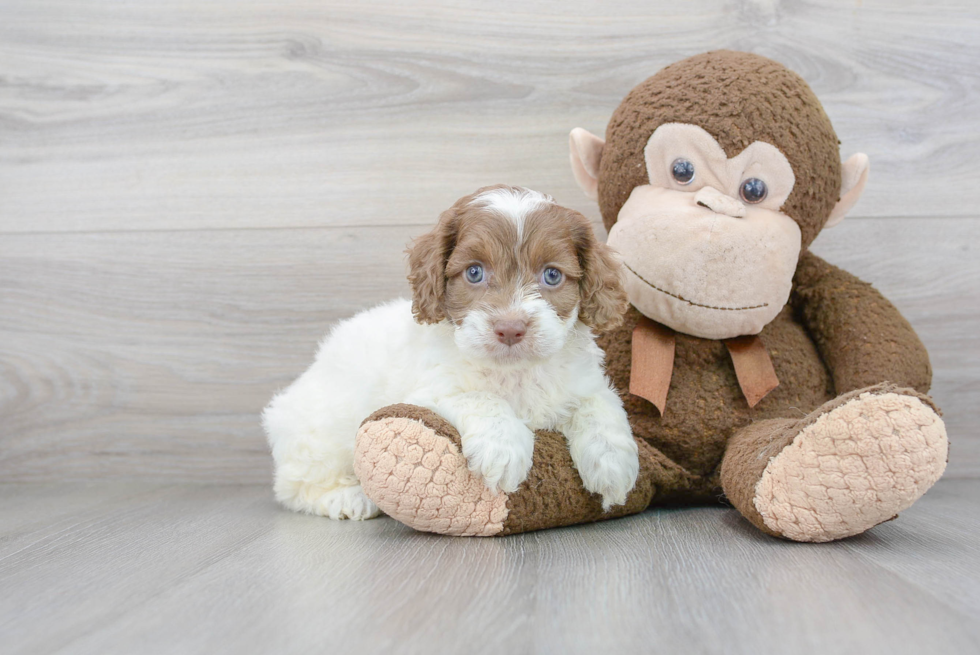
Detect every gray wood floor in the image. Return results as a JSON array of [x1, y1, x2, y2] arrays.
[[2, 1, 979, 653], [2, 480, 979, 655], [1, 0, 979, 481]]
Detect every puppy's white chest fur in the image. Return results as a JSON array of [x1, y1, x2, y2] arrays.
[[456, 346, 596, 430], [477, 367, 558, 426]]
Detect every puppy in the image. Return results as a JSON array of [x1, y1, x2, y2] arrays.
[[263, 185, 639, 520]]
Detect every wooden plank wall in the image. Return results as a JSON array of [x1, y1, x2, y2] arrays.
[[1, 0, 978, 481]]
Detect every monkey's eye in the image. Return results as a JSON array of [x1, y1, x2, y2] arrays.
[[671, 158, 695, 185], [465, 264, 484, 284], [542, 267, 563, 287], [739, 178, 768, 204]]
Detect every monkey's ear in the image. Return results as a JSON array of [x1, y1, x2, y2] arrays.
[[825, 153, 870, 228], [569, 128, 605, 200]]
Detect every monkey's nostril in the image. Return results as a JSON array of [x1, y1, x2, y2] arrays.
[[694, 187, 746, 218]]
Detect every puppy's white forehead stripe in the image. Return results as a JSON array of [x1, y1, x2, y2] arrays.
[[470, 187, 554, 242]]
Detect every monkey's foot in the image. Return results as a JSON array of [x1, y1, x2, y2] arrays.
[[353, 405, 508, 536], [754, 386, 948, 542], [353, 404, 655, 536]]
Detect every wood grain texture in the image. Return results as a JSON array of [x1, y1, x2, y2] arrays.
[[1, 0, 979, 233], [1, 479, 978, 654], [0, 226, 413, 482], [1, 0, 978, 482], [1, 218, 977, 481]]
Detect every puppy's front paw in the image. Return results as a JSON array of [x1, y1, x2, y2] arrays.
[[461, 418, 534, 494], [573, 438, 640, 511]]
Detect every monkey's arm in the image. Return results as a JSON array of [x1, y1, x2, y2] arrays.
[[791, 250, 932, 394]]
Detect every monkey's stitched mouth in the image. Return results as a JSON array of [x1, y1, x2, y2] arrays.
[[623, 262, 768, 312]]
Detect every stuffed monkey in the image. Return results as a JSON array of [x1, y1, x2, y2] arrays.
[[352, 51, 948, 541]]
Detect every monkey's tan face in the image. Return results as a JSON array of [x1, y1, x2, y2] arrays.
[[606, 124, 802, 340]]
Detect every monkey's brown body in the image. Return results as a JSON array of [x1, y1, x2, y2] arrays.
[[601, 249, 933, 512], [352, 51, 948, 542], [602, 305, 834, 504]]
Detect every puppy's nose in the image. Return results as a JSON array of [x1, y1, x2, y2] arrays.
[[494, 320, 526, 346]]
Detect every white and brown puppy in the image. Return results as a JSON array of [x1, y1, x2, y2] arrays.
[[263, 185, 638, 520]]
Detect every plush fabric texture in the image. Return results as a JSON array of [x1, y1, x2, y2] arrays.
[[608, 184, 802, 339], [755, 390, 946, 542], [756, 386, 945, 541], [642, 123, 797, 213], [720, 384, 946, 540], [595, 252, 936, 492], [826, 153, 871, 227], [354, 406, 509, 537], [718, 417, 799, 538], [597, 50, 841, 249], [600, 304, 834, 488], [355, 404, 657, 536], [793, 251, 932, 394], [499, 428, 657, 535]]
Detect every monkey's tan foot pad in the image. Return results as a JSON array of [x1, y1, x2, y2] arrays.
[[353, 404, 654, 537], [354, 405, 508, 536], [755, 386, 948, 543]]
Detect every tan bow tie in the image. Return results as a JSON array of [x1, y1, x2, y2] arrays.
[[629, 317, 779, 415]]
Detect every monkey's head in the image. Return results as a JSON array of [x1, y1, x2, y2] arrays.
[[570, 51, 869, 340]]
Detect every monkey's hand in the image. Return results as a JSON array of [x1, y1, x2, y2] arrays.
[[793, 251, 932, 394]]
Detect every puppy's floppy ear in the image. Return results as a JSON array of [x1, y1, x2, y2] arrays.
[[573, 214, 629, 332], [407, 206, 459, 324]]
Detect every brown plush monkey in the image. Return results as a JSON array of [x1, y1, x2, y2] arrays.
[[353, 51, 948, 542]]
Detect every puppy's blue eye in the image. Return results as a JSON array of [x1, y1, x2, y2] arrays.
[[740, 178, 768, 204], [671, 158, 695, 185], [542, 267, 563, 287], [465, 264, 484, 283]]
